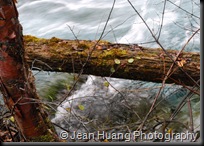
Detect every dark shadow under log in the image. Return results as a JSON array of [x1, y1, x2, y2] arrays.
[[24, 35, 200, 86]]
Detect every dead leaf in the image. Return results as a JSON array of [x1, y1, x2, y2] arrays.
[[177, 59, 186, 67]]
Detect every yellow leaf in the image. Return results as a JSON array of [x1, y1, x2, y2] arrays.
[[114, 58, 121, 65], [66, 108, 71, 112], [136, 56, 141, 59], [66, 84, 71, 90], [78, 104, 85, 111], [110, 67, 115, 73], [128, 58, 134, 63], [167, 128, 172, 134], [9, 116, 15, 123], [103, 81, 109, 87]]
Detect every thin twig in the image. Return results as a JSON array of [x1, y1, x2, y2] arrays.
[[127, 0, 200, 132], [127, 0, 199, 87], [167, 0, 200, 19], [58, 0, 116, 106], [170, 80, 199, 120], [104, 77, 142, 121], [31, 59, 53, 71], [157, 0, 167, 40], [52, 122, 70, 133], [67, 25, 80, 44]]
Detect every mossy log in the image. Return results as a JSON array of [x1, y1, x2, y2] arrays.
[[24, 35, 200, 86]]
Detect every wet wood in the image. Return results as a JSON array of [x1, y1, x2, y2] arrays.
[[24, 35, 200, 86]]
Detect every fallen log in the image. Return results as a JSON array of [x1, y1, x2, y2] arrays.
[[24, 35, 200, 86]]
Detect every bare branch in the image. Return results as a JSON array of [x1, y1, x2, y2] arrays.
[[157, 0, 167, 40], [58, 0, 116, 106], [167, 0, 200, 19]]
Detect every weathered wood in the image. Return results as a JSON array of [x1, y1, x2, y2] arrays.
[[0, 1, 59, 142], [24, 35, 200, 86]]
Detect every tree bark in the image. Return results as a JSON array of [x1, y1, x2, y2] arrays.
[[0, 0, 59, 141], [24, 35, 200, 86]]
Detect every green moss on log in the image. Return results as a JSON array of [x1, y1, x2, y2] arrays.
[[23, 35, 200, 86]]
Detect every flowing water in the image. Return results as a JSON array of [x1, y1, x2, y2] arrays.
[[17, 0, 200, 51], [0, 0, 200, 142]]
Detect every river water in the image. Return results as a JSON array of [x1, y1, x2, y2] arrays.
[[0, 0, 200, 142], [17, 0, 200, 51]]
